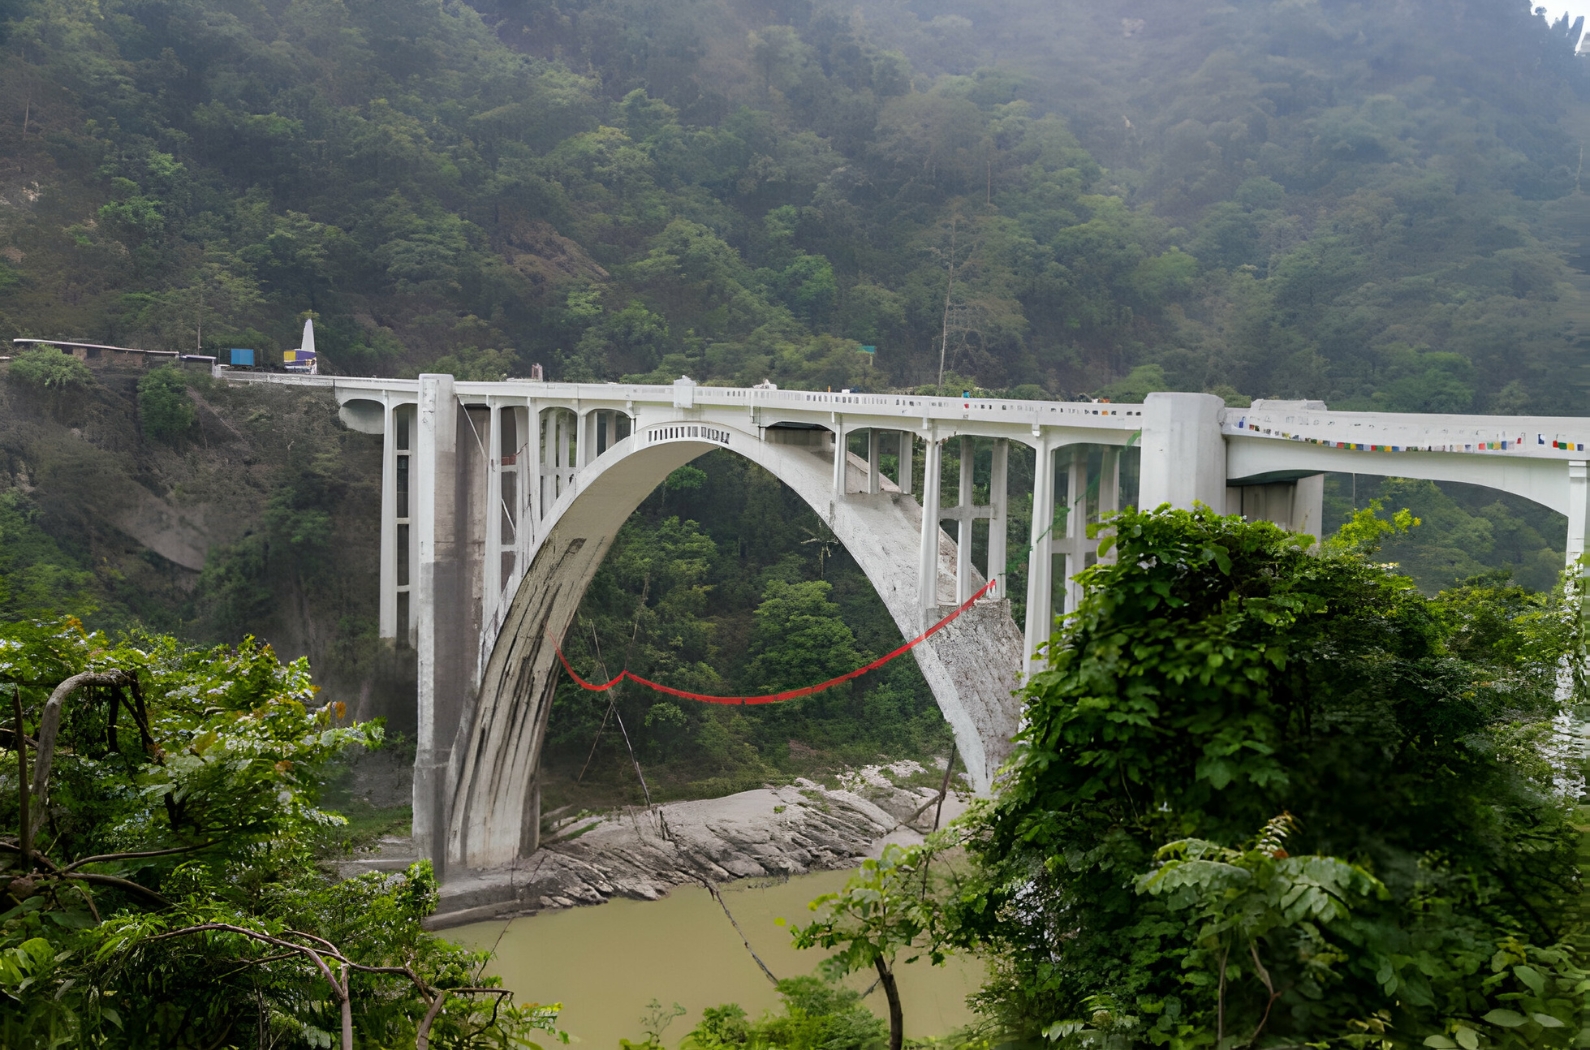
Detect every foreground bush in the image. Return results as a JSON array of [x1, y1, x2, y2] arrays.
[[952, 505, 1587, 1046], [0, 618, 558, 1048]]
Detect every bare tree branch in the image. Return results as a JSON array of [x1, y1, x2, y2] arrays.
[[29, 670, 135, 854], [62, 841, 217, 874]]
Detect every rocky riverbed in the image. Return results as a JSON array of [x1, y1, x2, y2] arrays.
[[336, 761, 968, 928]]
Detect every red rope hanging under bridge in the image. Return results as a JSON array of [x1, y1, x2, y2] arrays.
[[551, 578, 998, 705]]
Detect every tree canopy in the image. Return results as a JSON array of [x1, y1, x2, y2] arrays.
[[0, 0, 1584, 408], [951, 505, 1587, 1046], [0, 618, 557, 1047]]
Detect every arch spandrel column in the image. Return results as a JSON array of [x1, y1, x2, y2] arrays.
[[446, 423, 1023, 872]]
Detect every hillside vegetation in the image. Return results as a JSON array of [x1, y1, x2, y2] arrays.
[[0, 0, 1585, 407]]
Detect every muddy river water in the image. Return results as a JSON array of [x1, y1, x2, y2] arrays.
[[453, 869, 981, 1047]]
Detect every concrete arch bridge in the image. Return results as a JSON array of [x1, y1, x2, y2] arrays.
[[225, 372, 1590, 881]]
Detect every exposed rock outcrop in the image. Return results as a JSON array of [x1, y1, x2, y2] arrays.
[[341, 764, 969, 930]]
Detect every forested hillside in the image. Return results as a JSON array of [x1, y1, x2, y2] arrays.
[[0, 0, 1586, 406]]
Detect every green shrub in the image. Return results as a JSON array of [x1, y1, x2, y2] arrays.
[[682, 978, 886, 1050], [138, 364, 197, 439], [8, 346, 92, 390]]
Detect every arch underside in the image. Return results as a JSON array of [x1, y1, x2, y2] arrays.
[[1227, 438, 1573, 517], [445, 426, 1024, 872]]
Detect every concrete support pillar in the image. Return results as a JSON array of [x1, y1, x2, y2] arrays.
[[1060, 446, 1089, 614], [400, 406, 417, 646], [1140, 392, 1227, 510], [414, 374, 461, 878], [557, 411, 571, 495], [1568, 461, 1589, 570], [1024, 438, 1055, 676], [956, 436, 976, 604], [378, 399, 398, 640], [575, 409, 590, 469], [553, 405, 566, 499], [867, 429, 882, 495], [988, 438, 1008, 598], [531, 407, 545, 522], [898, 431, 914, 495], [918, 435, 943, 626], [1293, 474, 1324, 541], [483, 404, 502, 619], [833, 417, 847, 499], [1097, 446, 1120, 564], [511, 405, 529, 552]]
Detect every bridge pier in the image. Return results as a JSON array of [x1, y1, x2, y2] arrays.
[[917, 434, 943, 627], [1023, 437, 1056, 676], [989, 438, 1009, 598], [414, 374, 465, 879], [483, 406, 503, 623]]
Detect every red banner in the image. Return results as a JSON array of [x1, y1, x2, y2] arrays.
[[552, 578, 998, 705]]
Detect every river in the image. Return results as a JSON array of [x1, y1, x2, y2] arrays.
[[452, 869, 982, 1046]]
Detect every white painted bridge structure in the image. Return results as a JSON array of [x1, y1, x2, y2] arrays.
[[225, 371, 1590, 880]]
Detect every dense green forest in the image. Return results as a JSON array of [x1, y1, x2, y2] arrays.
[[0, 0, 1586, 404]]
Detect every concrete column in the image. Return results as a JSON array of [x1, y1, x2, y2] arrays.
[[414, 374, 461, 877], [483, 404, 503, 617], [531, 407, 545, 522], [378, 399, 398, 640], [898, 430, 914, 495], [832, 417, 847, 499], [956, 436, 975, 604], [917, 435, 943, 626], [1292, 474, 1325, 541], [1140, 392, 1227, 510], [511, 404, 529, 556], [1024, 438, 1055, 676], [553, 407, 566, 499], [988, 438, 1008, 599], [1568, 461, 1589, 569], [557, 411, 570, 495], [404, 407, 418, 647], [566, 410, 577, 490], [1097, 446, 1120, 564], [576, 409, 593, 468], [867, 429, 882, 495], [1064, 446, 1088, 613]]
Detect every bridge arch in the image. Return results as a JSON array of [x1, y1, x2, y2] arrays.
[[272, 375, 1590, 886], [444, 417, 1023, 872]]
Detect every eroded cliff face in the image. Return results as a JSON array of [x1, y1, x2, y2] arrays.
[[0, 361, 416, 730]]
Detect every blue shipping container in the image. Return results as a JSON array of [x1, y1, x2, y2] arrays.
[[230, 348, 255, 367]]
